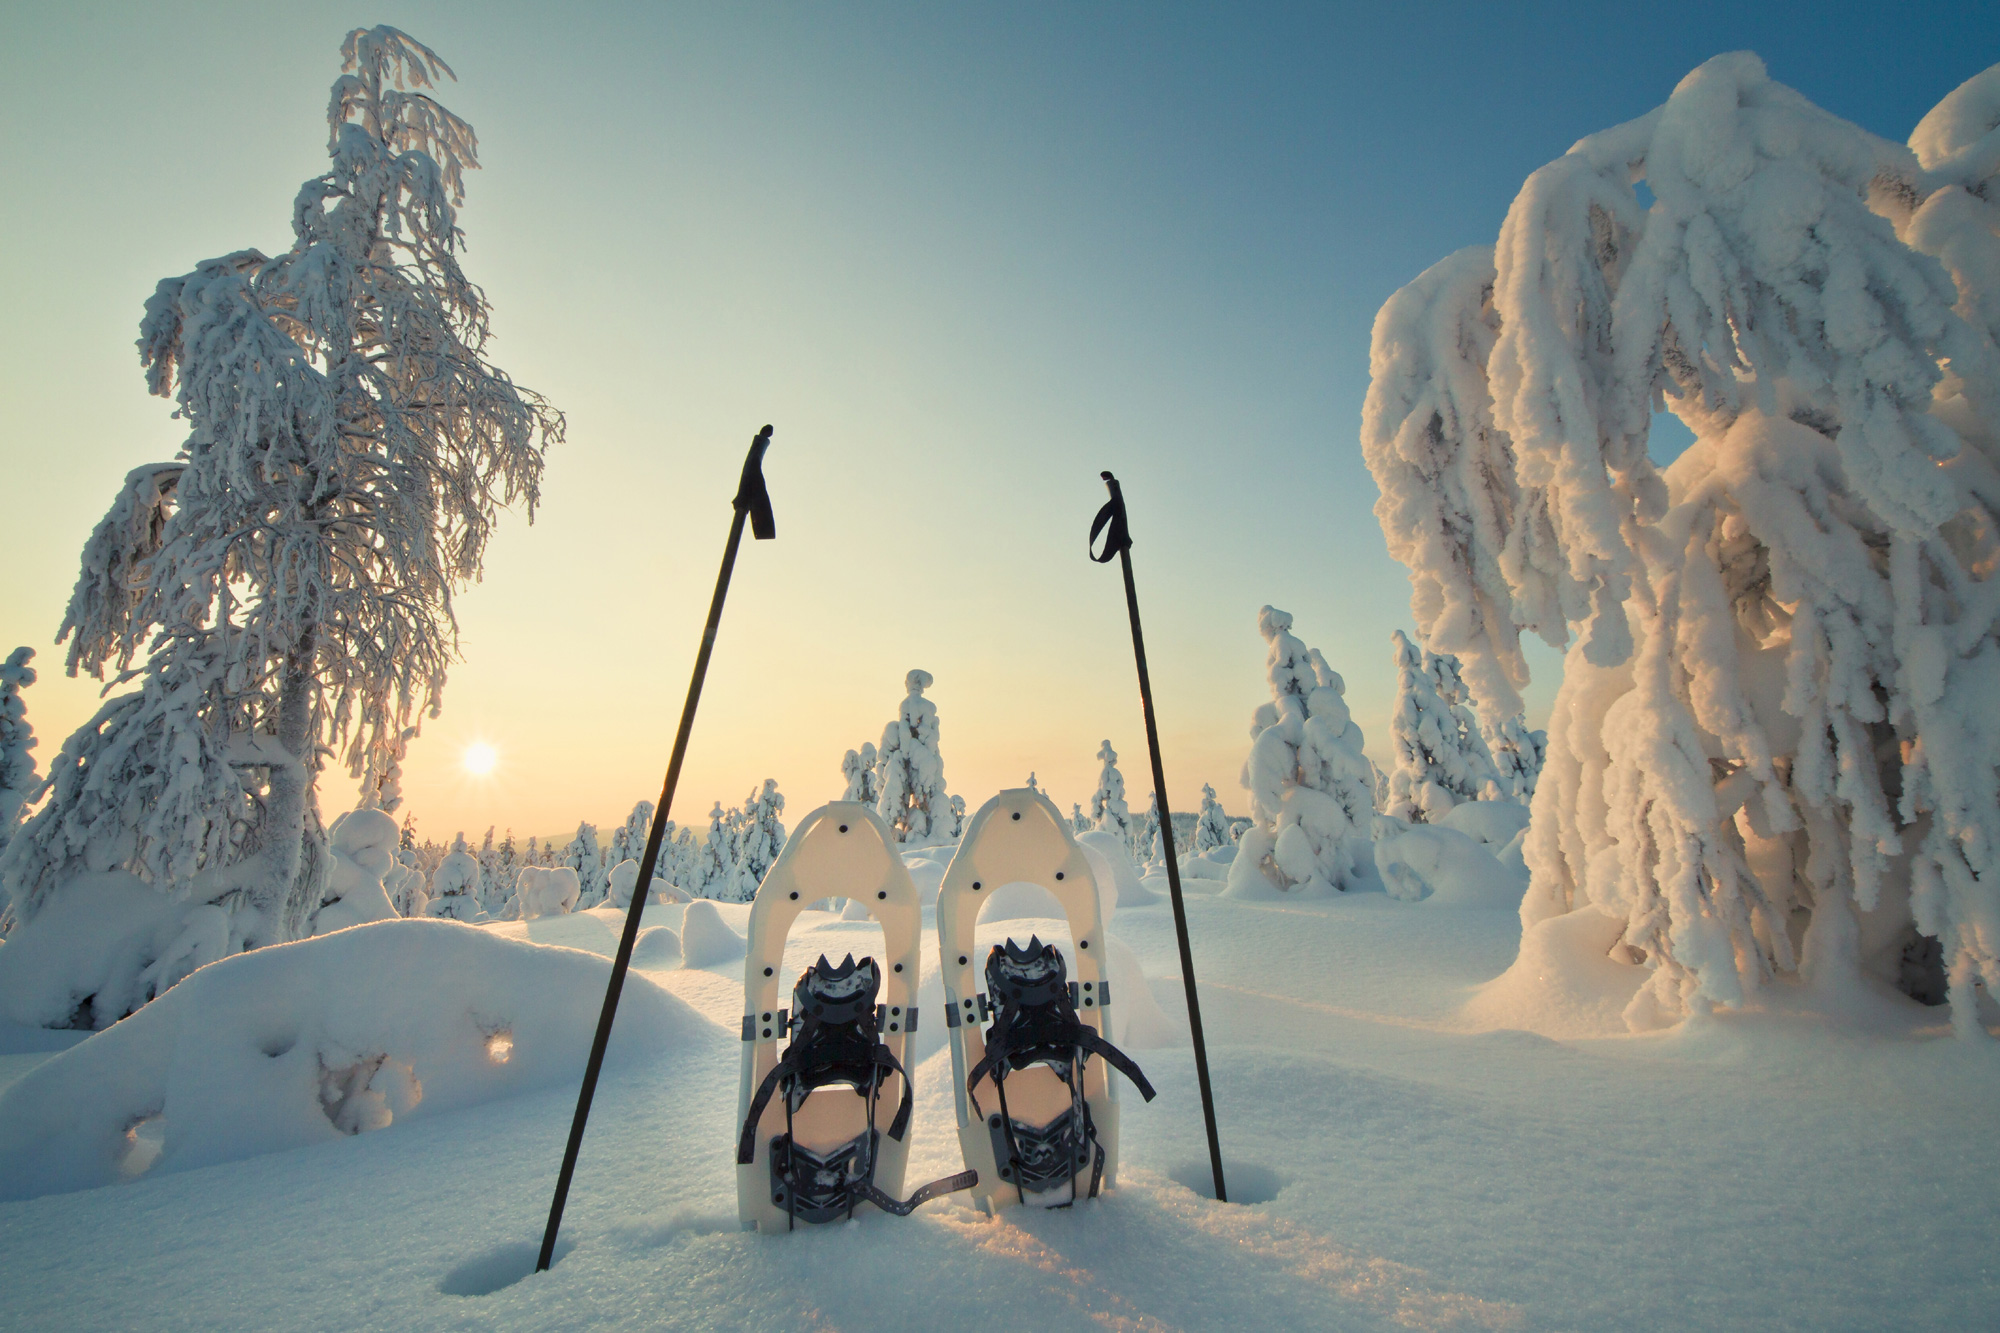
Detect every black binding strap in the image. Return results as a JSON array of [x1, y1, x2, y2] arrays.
[[858, 1169, 982, 1217]]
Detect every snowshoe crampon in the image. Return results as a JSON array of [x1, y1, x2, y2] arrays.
[[736, 802, 975, 1231], [937, 790, 1156, 1211]]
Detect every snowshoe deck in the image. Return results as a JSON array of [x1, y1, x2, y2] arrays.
[[936, 789, 1153, 1212], [738, 802, 960, 1231]]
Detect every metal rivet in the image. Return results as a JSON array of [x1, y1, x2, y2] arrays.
[[893, 963, 903, 973], [877, 890, 887, 899], [839, 824, 849, 833], [762, 1028, 772, 1037], [763, 1012, 772, 1021], [1011, 812, 1021, 821], [789, 891, 798, 900], [989, 1115, 1002, 1128], [891, 1007, 900, 1015], [973, 881, 982, 890], [958, 955, 968, 966], [764, 967, 774, 977], [1079, 940, 1089, 949], [1055, 872, 1065, 881]]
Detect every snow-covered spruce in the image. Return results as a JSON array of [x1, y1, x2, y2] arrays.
[[1386, 631, 1501, 822], [561, 822, 604, 907], [873, 670, 954, 846], [1089, 740, 1133, 848], [1227, 607, 1376, 897], [734, 779, 787, 887], [840, 742, 878, 804], [1193, 782, 1233, 856], [0, 648, 37, 857], [0, 28, 559, 1027], [1362, 54, 2000, 1033], [426, 834, 482, 922], [310, 808, 402, 934]]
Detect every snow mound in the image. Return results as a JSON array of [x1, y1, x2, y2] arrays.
[[514, 866, 580, 920], [1438, 800, 1531, 850], [0, 918, 698, 1200], [679, 899, 745, 968], [630, 925, 682, 969], [0, 873, 198, 1029], [899, 852, 948, 907], [1463, 906, 1644, 1038], [1372, 816, 1526, 908], [1078, 829, 1155, 909]]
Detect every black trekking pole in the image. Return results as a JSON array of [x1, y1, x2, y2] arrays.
[[1089, 471, 1227, 1203], [536, 425, 777, 1273]]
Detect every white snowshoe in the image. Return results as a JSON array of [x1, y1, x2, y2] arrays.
[[937, 790, 1156, 1212], [736, 801, 975, 1231]]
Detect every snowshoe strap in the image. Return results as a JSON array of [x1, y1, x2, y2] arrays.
[[739, 1054, 794, 1164], [1074, 1026, 1157, 1102], [855, 1168, 980, 1217]]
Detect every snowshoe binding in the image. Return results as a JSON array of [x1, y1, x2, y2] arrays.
[[969, 937, 1156, 1202], [736, 802, 975, 1230], [937, 789, 1156, 1211]]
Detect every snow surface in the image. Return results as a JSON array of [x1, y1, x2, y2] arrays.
[[2, 881, 1994, 1329]]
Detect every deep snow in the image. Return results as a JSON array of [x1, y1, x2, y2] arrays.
[[1, 862, 1996, 1331]]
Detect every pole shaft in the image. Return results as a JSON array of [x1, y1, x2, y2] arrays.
[[1116, 545, 1227, 1203], [537, 505, 750, 1271]]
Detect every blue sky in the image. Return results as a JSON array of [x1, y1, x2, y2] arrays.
[[1, 2, 1988, 839]]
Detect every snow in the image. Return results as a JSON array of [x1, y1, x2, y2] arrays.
[[2, 879, 1994, 1329], [679, 899, 746, 969], [0, 917, 696, 1200]]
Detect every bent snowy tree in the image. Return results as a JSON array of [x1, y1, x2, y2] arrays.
[[0, 28, 561, 1026], [1362, 54, 2000, 1034]]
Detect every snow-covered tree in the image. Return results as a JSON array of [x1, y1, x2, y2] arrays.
[[873, 670, 953, 845], [1362, 54, 2000, 1032], [1090, 740, 1133, 846], [0, 648, 38, 855], [561, 822, 604, 907], [695, 801, 735, 899], [0, 29, 559, 1021], [1193, 783, 1233, 856], [1071, 803, 1089, 834], [1386, 631, 1501, 821], [840, 743, 877, 805], [1131, 791, 1160, 866], [607, 799, 653, 871], [734, 779, 787, 887], [427, 833, 481, 920], [1229, 607, 1376, 896], [1484, 713, 1548, 803], [361, 725, 416, 814]]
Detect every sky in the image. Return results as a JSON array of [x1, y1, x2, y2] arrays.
[[1, 1, 1989, 846]]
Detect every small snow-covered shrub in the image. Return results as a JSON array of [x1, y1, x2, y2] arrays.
[[309, 808, 401, 935], [1372, 815, 1526, 908], [0, 919, 696, 1200], [1088, 740, 1133, 849], [427, 835, 482, 921]]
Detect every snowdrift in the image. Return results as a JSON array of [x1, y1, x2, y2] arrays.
[[0, 918, 701, 1201]]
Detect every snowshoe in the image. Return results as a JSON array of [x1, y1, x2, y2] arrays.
[[736, 802, 975, 1231], [936, 790, 1156, 1211]]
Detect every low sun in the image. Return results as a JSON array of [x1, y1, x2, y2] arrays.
[[462, 741, 499, 777]]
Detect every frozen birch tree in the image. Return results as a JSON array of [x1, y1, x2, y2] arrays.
[[0, 649, 37, 856], [1193, 783, 1234, 856], [840, 743, 878, 804], [1362, 53, 2000, 1033], [0, 28, 559, 1024], [1089, 740, 1133, 847], [1228, 607, 1376, 896], [1387, 631, 1501, 821], [873, 670, 953, 845]]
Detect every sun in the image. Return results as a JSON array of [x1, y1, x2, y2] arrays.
[[462, 741, 499, 777]]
